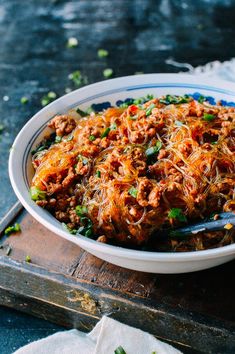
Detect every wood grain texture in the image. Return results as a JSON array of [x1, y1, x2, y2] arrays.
[[1, 210, 235, 353]]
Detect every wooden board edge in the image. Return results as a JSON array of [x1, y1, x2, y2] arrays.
[[0, 256, 235, 353]]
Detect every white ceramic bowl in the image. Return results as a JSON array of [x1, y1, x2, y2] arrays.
[[9, 74, 235, 273]]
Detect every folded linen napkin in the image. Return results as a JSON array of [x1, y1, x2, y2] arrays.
[[166, 57, 235, 81], [14, 316, 182, 354]]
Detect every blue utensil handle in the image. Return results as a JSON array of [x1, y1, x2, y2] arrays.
[[170, 212, 235, 237]]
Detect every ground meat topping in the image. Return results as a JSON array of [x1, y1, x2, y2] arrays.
[[48, 115, 77, 136]]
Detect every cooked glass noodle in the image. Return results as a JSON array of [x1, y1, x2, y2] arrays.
[[30, 95, 235, 251]]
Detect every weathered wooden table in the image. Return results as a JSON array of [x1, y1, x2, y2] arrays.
[[1, 0, 235, 353], [0, 203, 235, 354]]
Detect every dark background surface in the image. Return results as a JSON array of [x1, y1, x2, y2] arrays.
[[1, 0, 235, 353]]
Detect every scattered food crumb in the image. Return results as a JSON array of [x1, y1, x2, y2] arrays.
[[224, 223, 233, 230], [4, 223, 21, 236], [213, 214, 219, 221], [67, 37, 78, 48], [103, 68, 113, 78], [97, 49, 109, 58]]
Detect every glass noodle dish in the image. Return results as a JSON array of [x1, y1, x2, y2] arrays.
[[30, 94, 235, 252]]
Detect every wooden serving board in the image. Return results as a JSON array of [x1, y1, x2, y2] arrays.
[[0, 203, 235, 354]]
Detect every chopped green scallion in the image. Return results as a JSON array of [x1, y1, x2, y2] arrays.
[[66, 134, 73, 141], [67, 37, 78, 48], [25, 255, 31, 263], [101, 127, 111, 138], [146, 141, 162, 157], [4, 223, 21, 236], [69, 70, 88, 87], [128, 186, 138, 198], [96, 170, 101, 178], [97, 49, 109, 58], [62, 223, 77, 235], [202, 113, 216, 121], [110, 122, 117, 130], [30, 186, 46, 201], [103, 68, 113, 78], [159, 94, 191, 105], [75, 205, 88, 216], [76, 107, 88, 117], [145, 103, 156, 116], [41, 92, 57, 107], [89, 135, 96, 141], [198, 95, 206, 103], [114, 346, 127, 354], [168, 208, 187, 222], [20, 97, 29, 104], [55, 135, 62, 143]]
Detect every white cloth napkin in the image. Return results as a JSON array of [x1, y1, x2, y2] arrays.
[[14, 316, 182, 354], [166, 57, 235, 81]]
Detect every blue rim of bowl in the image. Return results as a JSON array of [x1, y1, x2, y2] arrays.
[[22, 82, 235, 188]]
